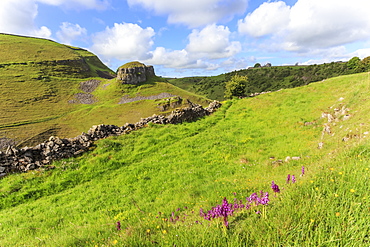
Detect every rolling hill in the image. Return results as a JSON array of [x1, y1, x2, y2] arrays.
[[0, 70, 369, 245], [169, 58, 370, 101], [0, 34, 209, 148]]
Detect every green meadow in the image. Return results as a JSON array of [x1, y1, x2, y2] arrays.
[[1, 72, 369, 246], [0, 34, 208, 146]]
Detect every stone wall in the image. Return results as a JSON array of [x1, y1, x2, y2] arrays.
[[0, 101, 221, 178]]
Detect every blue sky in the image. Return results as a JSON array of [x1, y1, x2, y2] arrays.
[[1, 0, 370, 77]]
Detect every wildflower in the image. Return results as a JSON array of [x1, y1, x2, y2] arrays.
[[339, 172, 343, 175], [162, 230, 167, 234], [146, 229, 151, 233], [310, 219, 315, 223], [286, 174, 291, 184], [334, 194, 339, 197], [350, 189, 355, 193], [116, 221, 121, 231], [335, 212, 340, 217], [271, 181, 280, 193], [112, 240, 118, 245], [301, 166, 305, 176], [201, 197, 235, 227], [255, 211, 261, 214], [292, 175, 296, 183], [330, 167, 334, 171]]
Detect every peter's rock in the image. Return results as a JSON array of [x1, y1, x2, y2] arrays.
[[116, 61, 155, 84]]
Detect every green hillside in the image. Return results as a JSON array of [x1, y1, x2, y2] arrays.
[[169, 59, 370, 100], [0, 34, 209, 147], [1, 72, 369, 246]]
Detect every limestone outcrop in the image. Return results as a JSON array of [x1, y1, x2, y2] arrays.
[[116, 61, 155, 84]]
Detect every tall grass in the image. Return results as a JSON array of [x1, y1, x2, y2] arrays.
[[0, 73, 369, 246]]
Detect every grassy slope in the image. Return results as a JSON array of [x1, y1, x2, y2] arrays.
[[1, 72, 369, 246], [0, 34, 208, 146]]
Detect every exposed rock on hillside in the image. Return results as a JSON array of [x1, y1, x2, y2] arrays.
[[117, 61, 155, 84], [80, 79, 101, 93], [118, 92, 176, 104], [69, 93, 97, 104]]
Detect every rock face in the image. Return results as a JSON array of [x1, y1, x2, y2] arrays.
[[0, 100, 222, 177], [116, 62, 155, 84]]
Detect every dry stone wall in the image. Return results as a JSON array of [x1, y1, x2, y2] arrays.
[[0, 101, 221, 178]]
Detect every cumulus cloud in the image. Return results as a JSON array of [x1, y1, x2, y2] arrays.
[[146, 47, 201, 69], [144, 24, 241, 70], [239, 0, 370, 52], [91, 23, 155, 61], [0, 0, 52, 38], [127, 0, 248, 27], [56, 22, 87, 45], [186, 24, 241, 59], [238, 1, 290, 37], [0, 0, 109, 39], [36, 0, 110, 10]]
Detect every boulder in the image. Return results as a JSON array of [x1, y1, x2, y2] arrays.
[[116, 61, 155, 84]]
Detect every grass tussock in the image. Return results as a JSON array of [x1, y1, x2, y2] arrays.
[[0, 72, 370, 246]]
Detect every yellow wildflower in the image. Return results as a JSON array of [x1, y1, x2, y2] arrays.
[[335, 212, 340, 217], [350, 189, 355, 193]]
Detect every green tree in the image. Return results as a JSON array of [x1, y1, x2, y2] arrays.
[[224, 74, 248, 99], [361, 56, 370, 71], [254, 63, 261, 68], [347, 56, 361, 72]]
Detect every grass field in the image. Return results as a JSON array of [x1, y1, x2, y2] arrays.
[[1, 72, 369, 246], [0, 34, 209, 147]]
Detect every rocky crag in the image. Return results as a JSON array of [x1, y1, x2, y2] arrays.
[[116, 61, 155, 84], [0, 101, 221, 177]]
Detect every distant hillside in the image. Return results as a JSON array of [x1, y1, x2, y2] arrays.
[[0, 34, 209, 147], [169, 58, 370, 100]]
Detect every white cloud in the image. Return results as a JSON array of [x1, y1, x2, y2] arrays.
[[0, 0, 52, 38], [36, 0, 110, 10], [127, 0, 248, 27], [239, 0, 370, 52], [91, 23, 155, 60], [144, 24, 241, 70], [351, 48, 370, 59], [238, 1, 290, 37], [0, 0, 109, 40], [146, 47, 199, 69], [186, 24, 241, 59], [56, 22, 87, 45]]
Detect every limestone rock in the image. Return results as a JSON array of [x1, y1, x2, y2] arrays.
[[116, 61, 155, 84]]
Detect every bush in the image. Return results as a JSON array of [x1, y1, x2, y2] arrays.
[[224, 74, 248, 99]]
